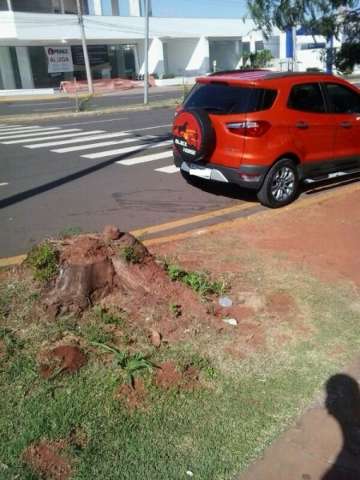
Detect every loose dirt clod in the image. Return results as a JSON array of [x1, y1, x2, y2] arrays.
[[103, 224, 121, 242], [155, 361, 200, 391], [22, 441, 72, 480], [149, 329, 162, 348], [38, 345, 87, 379]]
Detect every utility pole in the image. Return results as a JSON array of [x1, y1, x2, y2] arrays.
[[76, 0, 94, 95], [292, 25, 297, 71], [144, 0, 149, 105]]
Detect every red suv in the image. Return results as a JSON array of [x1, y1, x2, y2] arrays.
[[172, 70, 360, 207]]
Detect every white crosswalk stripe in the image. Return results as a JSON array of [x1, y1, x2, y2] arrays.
[[3, 130, 104, 144], [25, 131, 130, 149], [81, 140, 172, 159], [155, 165, 180, 174], [1, 121, 179, 175], [0, 125, 37, 132], [0, 128, 82, 142], [51, 135, 156, 153], [117, 150, 172, 166]]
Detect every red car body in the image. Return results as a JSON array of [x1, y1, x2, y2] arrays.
[[172, 70, 360, 207]]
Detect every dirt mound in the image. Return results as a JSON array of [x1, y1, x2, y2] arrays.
[[22, 440, 72, 480], [116, 377, 147, 410], [154, 361, 200, 391], [38, 345, 87, 379], [38, 226, 210, 342]]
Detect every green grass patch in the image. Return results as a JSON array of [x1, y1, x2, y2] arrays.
[[165, 263, 227, 297], [1, 252, 360, 479], [26, 242, 59, 282], [119, 245, 143, 264]]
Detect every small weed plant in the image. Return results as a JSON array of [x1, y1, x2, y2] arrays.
[[92, 342, 154, 385], [166, 263, 226, 297], [26, 242, 59, 282], [120, 245, 143, 264]]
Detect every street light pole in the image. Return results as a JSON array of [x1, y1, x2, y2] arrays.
[[292, 25, 297, 71], [76, 0, 94, 95], [6, 0, 12, 11], [144, 0, 149, 105]]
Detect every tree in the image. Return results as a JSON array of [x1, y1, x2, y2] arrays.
[[247, 0, 360, 72], [335, 8, 360, 72]]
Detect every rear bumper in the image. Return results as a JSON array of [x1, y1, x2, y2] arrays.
[[174, 155, 269, 190]]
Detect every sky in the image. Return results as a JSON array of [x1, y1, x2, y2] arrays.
[[111, 0, 248, 18]]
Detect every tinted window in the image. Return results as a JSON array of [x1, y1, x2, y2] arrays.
[[288, 83, 325, 113], [325, 83, 360, 114], [184, 83, 277, 114]]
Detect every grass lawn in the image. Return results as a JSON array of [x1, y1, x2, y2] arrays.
[[1, 246, 360, 480]]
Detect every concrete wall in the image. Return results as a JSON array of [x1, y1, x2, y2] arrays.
[[165, 37, 209, 77]]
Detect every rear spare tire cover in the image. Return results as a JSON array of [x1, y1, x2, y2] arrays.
[[172, 108, 215, 163]]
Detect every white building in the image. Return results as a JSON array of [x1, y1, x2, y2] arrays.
[[0, 0, 339, 91]]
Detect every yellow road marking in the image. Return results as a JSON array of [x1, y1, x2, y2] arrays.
[[1, 180, 360, 267], [0, 254, 26, 268], [131, 202, 255, 237], [144, 181, 360, 247]]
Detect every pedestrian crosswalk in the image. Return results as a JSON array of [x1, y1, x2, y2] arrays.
[[0, 123, 179, 176]]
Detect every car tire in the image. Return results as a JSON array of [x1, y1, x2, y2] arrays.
[[257, 158, 299, 208]]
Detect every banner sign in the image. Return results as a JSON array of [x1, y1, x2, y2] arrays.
[[45, 46, 74, 73]]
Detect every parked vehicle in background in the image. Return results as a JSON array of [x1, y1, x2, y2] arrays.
[[172, 70, 360, 207]]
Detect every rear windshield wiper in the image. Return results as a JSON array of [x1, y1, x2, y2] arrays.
[[202, 106, 227, 113]]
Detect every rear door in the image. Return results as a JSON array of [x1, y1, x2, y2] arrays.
[[286, 82, 336, 176], [322, 82, 360, 170], [183, 82, 269, 168]]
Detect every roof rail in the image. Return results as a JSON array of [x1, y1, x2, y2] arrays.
[[208, 68, 269, 76]]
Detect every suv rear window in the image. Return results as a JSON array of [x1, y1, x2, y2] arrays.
[[184, 82, 277, 114]]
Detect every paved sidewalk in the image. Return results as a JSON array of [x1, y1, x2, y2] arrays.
[[239, 358, 360, 480]]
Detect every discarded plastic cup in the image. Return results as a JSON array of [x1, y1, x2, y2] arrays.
[[219, 296, 232, 308]]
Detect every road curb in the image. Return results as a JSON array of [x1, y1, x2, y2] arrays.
[[1, 181, 359, 268], [0, 99, 179, 124]]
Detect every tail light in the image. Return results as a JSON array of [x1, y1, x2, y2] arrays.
[[227, 120, 271, 137]]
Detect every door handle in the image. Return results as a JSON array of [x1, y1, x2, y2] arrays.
[[296, 121, 309, 129], [340, 121, 352, 129]]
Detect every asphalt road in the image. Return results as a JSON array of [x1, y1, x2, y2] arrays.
[[0, 86, 183, 117], [0, 107, 250, 257]]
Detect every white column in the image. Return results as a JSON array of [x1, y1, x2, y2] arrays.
[[0, 47, 16, 90], [7, 0, 13, 11], [129, 0, 141, 16], [140, 37, 164, 76], [93, 0, 102, 15], [15, 47, 34, 89], [129, 0, 152, 16], [186, 36, 210, 75]]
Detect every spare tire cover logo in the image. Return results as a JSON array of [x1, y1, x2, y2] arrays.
[[173, 112, 202, 156]]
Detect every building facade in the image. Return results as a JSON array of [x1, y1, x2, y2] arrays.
[[0, 0, 339, 91]]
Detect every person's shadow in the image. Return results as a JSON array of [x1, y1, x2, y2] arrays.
[[322, 374, 360, 479]]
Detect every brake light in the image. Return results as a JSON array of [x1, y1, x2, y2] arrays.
[[227, 120, 271, 137]]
